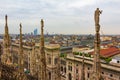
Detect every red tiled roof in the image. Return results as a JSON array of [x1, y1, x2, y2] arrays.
[[90, 47, 120, 58]]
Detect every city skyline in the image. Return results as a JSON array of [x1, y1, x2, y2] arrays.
[[0, 0, 120, 35]]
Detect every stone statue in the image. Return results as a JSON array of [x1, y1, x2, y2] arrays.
[[94, 8, 102, 32], [94, 8, 102, 25]]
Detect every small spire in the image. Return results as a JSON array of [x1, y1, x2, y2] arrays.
[[41, 19, 44, 46], [19, 22, 24, 72], [20, 23, 22, 36], [5, 15, 8, 35], [5, 15, 7, 23], [20, 23, 22, 46], [2, 15, 11, 64], [40, 19, 47, 80], [41, 19, 44, 27], [20, 23, 22, 28]]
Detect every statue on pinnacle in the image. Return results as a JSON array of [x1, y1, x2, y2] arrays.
[[94, 8, 102, 32]]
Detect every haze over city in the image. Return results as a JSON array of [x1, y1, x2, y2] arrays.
[[0, 0, 120, 34]]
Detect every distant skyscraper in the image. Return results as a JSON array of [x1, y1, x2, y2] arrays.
[[34, 28, 38, 35]]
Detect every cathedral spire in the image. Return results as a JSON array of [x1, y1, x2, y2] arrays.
[[5, 15, 7, 25], [40, 19, 47, 80], [19, 23, 24, 72], [5, 15, 9, 39], [5, 15, 9, 46], [90, 8, 103, 80], [20, 23, 23, 50], [41, 19, 44, 47], [2, 15, 11, 64]]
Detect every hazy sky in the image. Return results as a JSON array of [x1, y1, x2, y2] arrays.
[[0, 0, 120, 34]]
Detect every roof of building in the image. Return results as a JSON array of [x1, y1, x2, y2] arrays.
[[90, 47, 120, 58], [45, 44, 60, 49], [66, 55, 120, 72]]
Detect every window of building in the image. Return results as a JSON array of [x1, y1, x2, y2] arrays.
[[64, 61, 66, 65], [61, 67, 63, 71], [117, 61, 120, 63], [49, 72, 51, 80], [102, 72, 104, 74], [88, 67, 90, 70], [48, 57, 51, 64], [87, 73, 90, 78], [68, 73, 72, 80], [76, 64, 78, 66], [110, 74, 113, 77], [76, 69, 78, 73], [61, 60, 62, 64], [69, 62, 71, 64], [64, 67, 66, 73], [68, 66, 72, 71], [68, 66, 70, 71], [54, 58, 58, 65], [61, 60, 66, 65], [61, 60, 64, 64], [70, 66, 72, 71]]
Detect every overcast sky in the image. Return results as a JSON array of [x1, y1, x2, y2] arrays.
[[0, 0, 120, 35]]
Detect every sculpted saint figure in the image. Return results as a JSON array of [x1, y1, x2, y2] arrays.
[[95, 8, 102, 32], [94, 8, 102, 25]]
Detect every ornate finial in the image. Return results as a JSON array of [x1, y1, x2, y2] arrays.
[[19, 23, 22, 47], [41, 19, 44, 38], [20, 23, 22, 28], [5, 15, 8, 27], [0, 44, 1, 56], [20, 23, 22, 33], [19, 23, 22, 40], [5, 15, 7, 22], [41, 19, 44, 27], [20, 23, 22, 35]]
